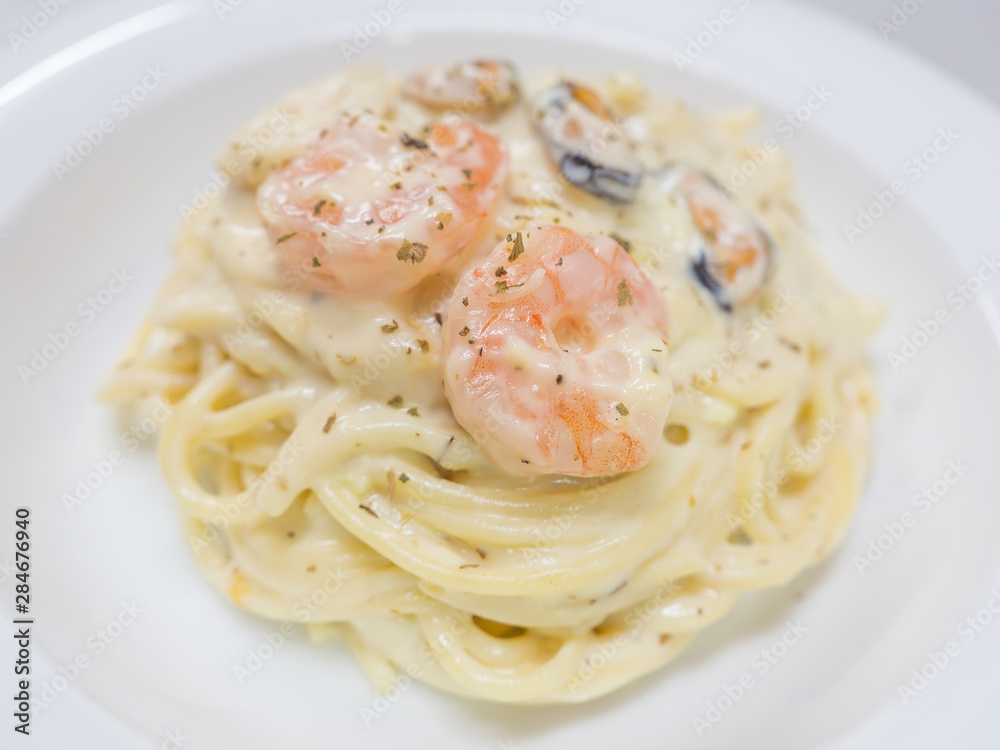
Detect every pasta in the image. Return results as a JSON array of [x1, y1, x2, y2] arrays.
[[101, 63, 878, 704]]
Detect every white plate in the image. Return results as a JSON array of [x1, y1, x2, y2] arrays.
[[2, 1, 1000, 748]]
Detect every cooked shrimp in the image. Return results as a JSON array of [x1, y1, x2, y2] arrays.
[[443, 226, 672, 477], [658, 164, 772, 311], [256, 111, 507, 296], [404, 60, 520, 113]]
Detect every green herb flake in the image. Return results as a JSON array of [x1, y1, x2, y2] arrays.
[[435, 211, 452, 231], [380, 320, 399, 334], [610, 232, 632, 253], [399, 472, 410, 483], [313, 199, 327, 216], [462, 168, 472, 180], [365, 218, 375, 225], [416, 339, 429, 352], [461, 296, 469, 307], [458, 326, 470, 337], [494, 266, 507, 277], [387, 395, 404, 408], [507, 231, 525, 262], [406, 406, 420, 417], [615, 402, 629, 416], [276, 232, 298, 244], [322, 414, 337, 433], [617, 279, 633, 307], [491, 279, 524, 296], [400, 132, 429, 149], [396, 239, 428, 264], [311, 256, 321, 267]]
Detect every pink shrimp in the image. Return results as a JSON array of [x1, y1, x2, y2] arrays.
[[443, 226, 673, 477], [256, 111, 507, 296]]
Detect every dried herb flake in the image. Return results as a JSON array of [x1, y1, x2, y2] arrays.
[[396, 239, 428, 264], [400, 132, 429, 149], [617, 279, 633, 307], [491, 279, 524, 296], [507, 231, 525, 262], [610, 232, 632, 253]]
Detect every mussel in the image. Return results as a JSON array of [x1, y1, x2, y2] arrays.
[[532, 81, 643, 203], [658, 164, 772, 311], [403, 60, 520, 114]]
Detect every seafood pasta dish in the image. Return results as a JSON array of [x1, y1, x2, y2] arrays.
[[102, 60, 878, 703]]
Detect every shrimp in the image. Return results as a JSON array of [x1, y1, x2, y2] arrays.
[[657, 164, 772, 311], [443, 226, 673, 477], [256, 111, 507, 296]]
